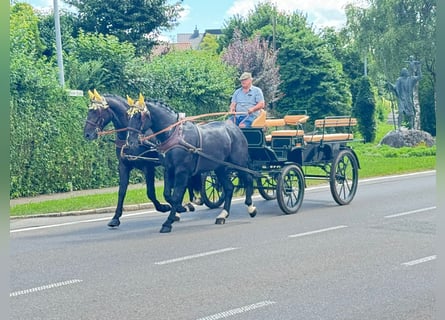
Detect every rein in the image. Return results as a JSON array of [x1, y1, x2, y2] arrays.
[[97, 127, 127, 136], [138, 111, 236, 142]]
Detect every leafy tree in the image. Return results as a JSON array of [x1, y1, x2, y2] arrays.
[[37, 9, 79, 60], [354, 76, 376, 142], [63, 31, 137, 93], [220, 2, 351, 120], [198, 33, 219, 54], [277, 29, 352, 121], [64, 0, 184, 54], [345, 0, 436, 134], [125, 50, 237, 115], [221, 30, 281, 109]]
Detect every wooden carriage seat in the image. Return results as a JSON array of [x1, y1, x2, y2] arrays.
[[264, 118, 286, 127], [270, 114, 308, 138], [251, 109, 267, 127], [283, 114, 310, 126], [304, 117, 356, 142]]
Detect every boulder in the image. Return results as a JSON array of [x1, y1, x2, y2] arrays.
[[379, 128, 435, 148]]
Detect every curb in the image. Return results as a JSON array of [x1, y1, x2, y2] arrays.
[[10, 203, 155, 220]]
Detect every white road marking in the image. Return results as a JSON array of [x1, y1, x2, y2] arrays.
[[10, 210, 156, 233], [384, 206, 436, 219], [196, 300, 276, 320], [10, 279, 83, 297], [402, 255, 437, 266], [288, 225, 348, 238], [154, 247, 239, 265]]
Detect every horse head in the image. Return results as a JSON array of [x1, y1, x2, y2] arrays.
[[83, 89, 113, 140], [125, 93, 154, 151]]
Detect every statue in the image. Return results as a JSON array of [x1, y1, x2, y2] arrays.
[[387, 57, 421, 130]]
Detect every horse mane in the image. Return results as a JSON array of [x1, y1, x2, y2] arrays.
[[145, 99, 178, 118], [102, 94, 130, 111]]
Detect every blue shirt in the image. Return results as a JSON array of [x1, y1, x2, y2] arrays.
[[231, 85, 264, 117]]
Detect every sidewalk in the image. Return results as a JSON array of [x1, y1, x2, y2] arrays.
[[10, 183, 148, 206], [10, 183, 158, 219]]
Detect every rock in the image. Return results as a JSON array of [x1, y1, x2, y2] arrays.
[[379, 128, 435, 148]]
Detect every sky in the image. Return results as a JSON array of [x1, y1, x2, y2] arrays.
[[24, 0, 357, 42]]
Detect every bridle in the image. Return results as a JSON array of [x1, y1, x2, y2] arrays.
[[86, 99, 124, 136]]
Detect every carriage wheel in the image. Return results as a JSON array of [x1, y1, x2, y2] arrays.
[[200, 171, 225, 209], [330, 149, 359, 205], [257, 174, 277, 200], [277, 164, 305, 214]]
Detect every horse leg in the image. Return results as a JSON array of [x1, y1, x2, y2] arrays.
[[163, 170, 181, 222], [181, 174, 203, 212], [240, 171, 257, 218], [108, 162, 130, 228], [160, 173, 189, 233], [144, 166, 170, 212], [215, 170, 234, 225]]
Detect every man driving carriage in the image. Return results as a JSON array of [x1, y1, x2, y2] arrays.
[[228, 72, 265, 128]]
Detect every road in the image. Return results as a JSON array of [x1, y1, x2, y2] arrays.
[[10, 171, 436, 320]]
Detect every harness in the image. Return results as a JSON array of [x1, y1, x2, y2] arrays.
[[156, 123, 204, 176], [156, 122, 261, 177]]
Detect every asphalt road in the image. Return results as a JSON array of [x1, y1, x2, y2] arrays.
[[10, 171, 436, 320]]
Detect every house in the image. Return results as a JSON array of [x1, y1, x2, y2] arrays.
[[151, 26, 222, 57]]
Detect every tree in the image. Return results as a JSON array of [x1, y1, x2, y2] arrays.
[[354, 76, 376, 142], [221, 30, 281, 109], [277, 29, 352, 121], [345, 0, 436, 134], [220, 2, 351, 120], [64, 0, 184, 54], [63, 31, 137, 93]]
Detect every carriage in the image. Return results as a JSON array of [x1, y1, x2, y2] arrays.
[[198, 109, 360, 215]]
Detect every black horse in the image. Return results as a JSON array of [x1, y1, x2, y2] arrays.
[[83, 90, 198, 228], [125, 95, 257, 233]]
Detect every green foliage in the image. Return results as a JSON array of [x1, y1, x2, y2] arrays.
[[277, 30, 352, 120], [64, 0, 184, 54], [199, 33, 219, 54], [64, 31, 137, 93], [10, 2, 43, 57], [125, 50, 236, 115], [345, 0, 436, 134], [221, 30, 281, 107], [221, 2, 351, 120], [10, 3, 122, 198], [353, 76, 377, 142], [418, 72, 436, 135], [37, 10, 79, 60]]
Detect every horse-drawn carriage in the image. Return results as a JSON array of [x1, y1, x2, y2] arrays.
[[199, 109, 360, 215], [84, 90, 360, 233]]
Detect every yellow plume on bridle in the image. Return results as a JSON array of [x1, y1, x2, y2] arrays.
[[127, 93, 147, 117], [88, 89, 109, 109]]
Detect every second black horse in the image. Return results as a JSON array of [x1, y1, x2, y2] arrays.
[[125, 94, 258, 233]]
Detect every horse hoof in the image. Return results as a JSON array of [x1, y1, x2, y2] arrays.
[[215, 218, 226, 225], [160, 225, 172, 233], [108, 219, 120, 228], [249, 209, 257, 218], [174, 215, 180, 222], [185, 203, 195, 212]]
